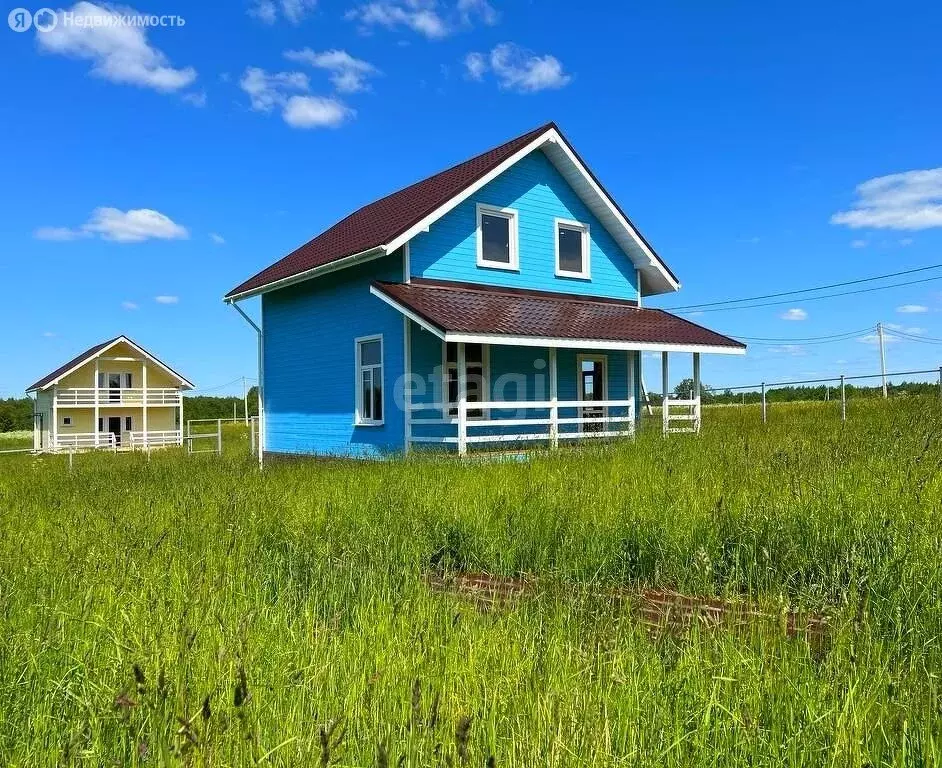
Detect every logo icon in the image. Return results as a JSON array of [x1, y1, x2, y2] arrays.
[[33, 7, 57, 32], [8, 7, 32, 31]]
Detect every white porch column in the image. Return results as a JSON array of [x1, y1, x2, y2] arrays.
[[178, 396, 184, 446], [626, 350, 635, 435], [661, 351, 669, 435], [52, 385, 58, 449], [457, 342, 468, 456], [93, 358, 99, 447], [403, 317, 412, 454], [548, 347, 558, 448], [142, 360, 148, 449], [692, 352, 701, 433]]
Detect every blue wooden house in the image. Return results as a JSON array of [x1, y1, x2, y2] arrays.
[[225, 123, 744, 458]]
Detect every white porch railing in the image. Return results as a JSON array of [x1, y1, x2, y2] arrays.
[[128, 430, 183, 448], [408, 399, 636, 454], [54, 432, 117, 451], [56, 387, 182, 406], [661, 396, 702, 435]]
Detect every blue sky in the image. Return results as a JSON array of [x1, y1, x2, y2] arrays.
[[1, 0, 941, 397]]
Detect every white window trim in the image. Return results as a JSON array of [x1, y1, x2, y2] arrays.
[[354, 334, 385, 427], [555, 218, 591, 279], [476, 203, 519, 271], [61, 416, 72, 427], [442, 342, 490, 421], [576, 354, 608, 433]]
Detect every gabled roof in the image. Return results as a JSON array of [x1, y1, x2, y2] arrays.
[[370, 279, 745, 354], [225, 122, 679, 301], [26, 335, 195, 392]]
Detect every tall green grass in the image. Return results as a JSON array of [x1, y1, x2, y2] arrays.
[[0, 398, 940, 765]]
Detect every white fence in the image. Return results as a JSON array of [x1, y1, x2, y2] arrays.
[[128, 430, 182, 449], [662, 397, 702, 434], [56, 387, 182, 406], [408, 398, 637, 454], [54, 432, 117, 451]]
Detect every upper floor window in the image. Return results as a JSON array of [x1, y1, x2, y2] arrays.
[[555, 218, 591, 279], [476, 204, 518, 271], [355, 335, 384, 426]]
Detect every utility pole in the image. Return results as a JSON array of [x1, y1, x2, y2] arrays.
[[242, 376, 249, 426], [877, 322, 888, 398]]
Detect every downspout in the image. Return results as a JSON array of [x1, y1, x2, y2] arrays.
[[227, 299, 264, 468]]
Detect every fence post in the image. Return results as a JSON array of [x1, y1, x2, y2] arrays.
[[68, 449, 73, 472], [938, 366, 942, 399], [761, 382, 767, 424], [840, 374, 846, 422], [217, 421, 223, 456], [250, 417, 256, 455]]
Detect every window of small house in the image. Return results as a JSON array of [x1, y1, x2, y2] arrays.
[[356, 336, 384, 425], [62, 416, 72, 426], [476, 204, 518, 270], [555, 219, 590, 279], [125, 416, 132, 431], [444, 342, 487, 418]]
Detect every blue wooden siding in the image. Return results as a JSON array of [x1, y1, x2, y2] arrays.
[[408, 321, 636, 447], [262, 252, 405, 456], [409, 149, 639, 301]]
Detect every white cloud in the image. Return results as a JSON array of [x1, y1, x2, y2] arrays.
[[860, 324, 925, 344], [249, 0, 316, 24], [464, 51, 487, 80], [899, 237, 914, 246], [456, 0, 497, 25], [850, 239, 867, 248], [240, 67, 353, 128], [284, 48, 380, 93], [35, 208, 188, 243], [282, 95, 353, 128], [121, 300, 139, 310], [210, 232, 225, 245], [42, 331, 56, 338], [886, 323, 925, 335], [780, 308, 808, 321], [769, 344, 806, 356], [181, 90, 207, 107], [346, 2, 449, 38], [897, 304, 928, 314], [154, 295, 179, 304], [831, 168, 942, 230], [37, 2, 196, 93], [466, 43, 571, 93]]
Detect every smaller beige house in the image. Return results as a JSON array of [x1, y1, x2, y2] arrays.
[[26, 336, 194, 451]]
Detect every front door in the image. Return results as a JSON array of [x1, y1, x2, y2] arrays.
[[107, 416, 122, 446], [578, 356, 607, 432]]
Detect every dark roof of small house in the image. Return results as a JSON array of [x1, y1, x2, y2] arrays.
[[225, 122, 677, 299], [26, 335, 195, 392], [372, 279, 746, 350]]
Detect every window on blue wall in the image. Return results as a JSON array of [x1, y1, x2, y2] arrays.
[[477, 204, 518, 270], [356, 336, 384, 425], [555, 219, 590, 279], [445, 342, 487, 419]]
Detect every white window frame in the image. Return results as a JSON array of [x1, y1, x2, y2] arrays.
[[442, 342, 490, 421], [61, 416, 72, 427], [554, 218, 591, 279], [476, 203, 519, 271], [355, 334, 385, 427]]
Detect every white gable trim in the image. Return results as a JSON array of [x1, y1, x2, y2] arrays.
[[444, 332, 745, 356], [30, 336, 195, 391], [384, 127, 679, 295]]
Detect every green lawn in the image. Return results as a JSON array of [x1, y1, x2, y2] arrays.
[[0, 400, 940, 765]]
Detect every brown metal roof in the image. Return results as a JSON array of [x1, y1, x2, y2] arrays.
[[26, 336, 195, 392], [225, 122, 678, 299], [372, 279, 746, 350]]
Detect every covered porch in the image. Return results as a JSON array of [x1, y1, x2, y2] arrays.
[[371, 279, 745, 455]]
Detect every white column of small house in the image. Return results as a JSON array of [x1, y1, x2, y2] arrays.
[[142, 361, 148, 448], [661, 351, 669, 434], [692, 352, 701, 432], [548, 346, 559, 448], [457, 342, 468, 456], [52, 384, 58, 448], [626, 350, 635, 434], [93, 357, 100, 447]]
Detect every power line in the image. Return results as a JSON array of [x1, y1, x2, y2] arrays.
[[674, 274, 942, 315], [663, 262, 942, 312]]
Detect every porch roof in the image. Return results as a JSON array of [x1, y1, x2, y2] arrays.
[[370, 279, 746, 355]]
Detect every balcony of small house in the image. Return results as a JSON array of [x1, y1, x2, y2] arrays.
[[54, 387, 182, 407]]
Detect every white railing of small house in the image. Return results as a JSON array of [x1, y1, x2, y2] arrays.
[[661, 396, 701, 435], [128, 430, 183, 449], [407, 398, 636, 454], [54, 432, 117, 451], [55, 387, 182, 406]]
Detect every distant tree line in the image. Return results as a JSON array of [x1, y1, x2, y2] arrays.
[[0, 388, 260, 432], [643, 378, 942, 406]]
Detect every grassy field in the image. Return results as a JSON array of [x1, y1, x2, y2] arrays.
[[0, 401, 940, 766]]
